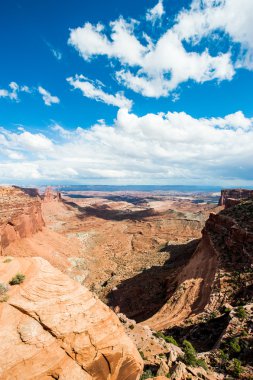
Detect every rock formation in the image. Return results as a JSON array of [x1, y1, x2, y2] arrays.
[[118, 313, 223, 380], [0, 187, 44, 253], [144, 199, 253, 331], [218, 188, 253, 208], [1, 186, 252, 379], [0, 256, 143, 380], [139, 198, 252, 379], [43, 187, 62, 202]]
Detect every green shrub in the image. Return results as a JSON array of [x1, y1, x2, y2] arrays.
[[209, 311, 217, 319], [164, 335, 179, 346], [154, 331, 165, 339], [154, 331, 179, 346], [138, 350, 146, 360], [229, 338, 241, 354], [0, 283, 8, 295], [182, 340, 197, 365], [3, 258, 12, 263], [220, 304, 232, 314], [0, 294, 9, 302], [196, 358, 208, 370], [230, 358, 243, 378], [236, 306, 246, 319], [141, 369, 155, 380], [0, 283, 9, 302], [129, 324, 135, 330], [9, 273, 25, 285], [182, 340, 207, 369], [219, 349, 229, 362]]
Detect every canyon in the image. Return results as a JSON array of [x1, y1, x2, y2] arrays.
[[0, 186, 252, 379]]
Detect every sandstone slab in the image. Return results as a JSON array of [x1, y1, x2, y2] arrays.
[[0, 256, 143, 380]]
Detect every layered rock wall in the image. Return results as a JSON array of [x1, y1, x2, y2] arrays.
[[145, 198, 253, 330], [0, 187, 45, 252], [219, 188, 253, 208]]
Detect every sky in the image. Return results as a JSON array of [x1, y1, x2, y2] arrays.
[[0, 0, 253, 186]]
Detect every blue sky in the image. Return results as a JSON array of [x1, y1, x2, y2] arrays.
[[0, 0, 253, 185]]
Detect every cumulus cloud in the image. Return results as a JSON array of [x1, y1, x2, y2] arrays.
[[146, 0, 165, 24], [175, 0, 253, 69], [67, 74, 133, 109], [68, 0, 253, 97], [0, 109, 252, 184], [0, 82, 30, 101], [38, 86, 60, 106], [69, 18, 146, 66], [0, 127, 53, 153]]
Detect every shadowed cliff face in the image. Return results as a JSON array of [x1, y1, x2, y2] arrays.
[[144, 200, 253, 331], [0, 187, 45, 252], [107, 239, 200, 322]]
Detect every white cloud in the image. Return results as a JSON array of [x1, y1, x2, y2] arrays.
[[0, 82, 30, 101], [51, 48, 62, 60], [205, 111, 253, 130], [175, 0, 253, 69], [116, 35, 234, 97], [0, 83, 60, 105], [44, 40, 63, 60], [0, 127, 53, 153], [0, 89, 10, 98], [38, 86, 60, 106], [0, 109, 252, 184], [0, 162, 41, 179], [68, 18, 146, 66], [68, 0, 253, 97], [67, 74, 133, 109], [146, 0, 165, 24]]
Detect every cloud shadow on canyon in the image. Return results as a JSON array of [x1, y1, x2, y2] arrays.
[[63, 198, 158, 221]]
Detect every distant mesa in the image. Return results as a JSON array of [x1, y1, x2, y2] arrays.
[[219, 188, 253, 208]]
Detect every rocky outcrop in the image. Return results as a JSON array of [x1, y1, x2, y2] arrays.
[[0, 256, 143, 379], [144, 199, 253, 331], [118, 314, 222, 380], [43, 187, 62, 202], [0, 187, 44, 252], [218, 188, 253, 208], [137, 196, 253, 379]]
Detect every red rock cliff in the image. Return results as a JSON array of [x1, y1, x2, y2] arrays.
[[145, 198, 253, 330], [0, 186, 45, 252], [219, 188, 253, 208], [43, 186, 62, 202]]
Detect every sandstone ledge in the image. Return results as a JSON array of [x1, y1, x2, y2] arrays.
[[0, 256, 143, 380]]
